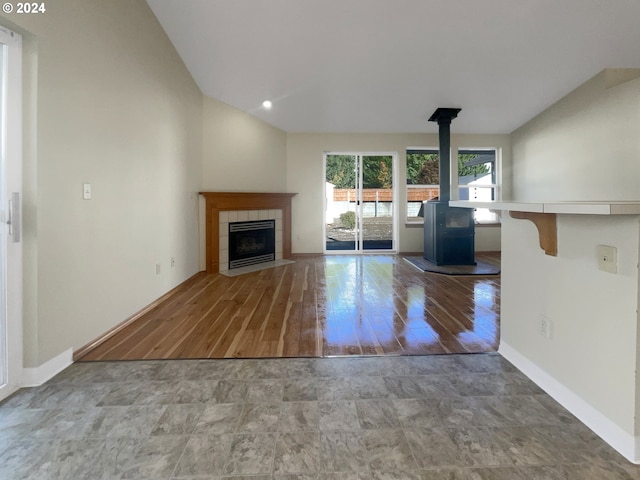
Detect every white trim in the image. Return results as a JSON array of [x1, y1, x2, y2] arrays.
[[21, 348, 73, 387], [499, 341, 640, 464], [0, 26, 23, 401], [0, 382, 19, 401]]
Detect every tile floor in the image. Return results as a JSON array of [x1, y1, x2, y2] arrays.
[[1, 354, 639, 479]]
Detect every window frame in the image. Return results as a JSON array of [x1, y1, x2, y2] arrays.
[[457, 148, 500, 225], [405, 146, 501, 226], [405, 147, 440, 225]]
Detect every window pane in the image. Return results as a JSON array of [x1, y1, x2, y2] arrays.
[[458, 149, 498, 224], [407, 186, 439, 221], [458, 185, 495, 202], [470, 207, 499, 224], [407, 149, 440, 222], [458, 150, 495, 188], [406, 150, 439, 185]]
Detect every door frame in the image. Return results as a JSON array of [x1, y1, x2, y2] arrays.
[[0, 26, 23, 402], [323, 151, 398, 254]]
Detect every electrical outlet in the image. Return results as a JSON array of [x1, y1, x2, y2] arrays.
[[155, 263, 161, 275], [597, 245, 617, 274]]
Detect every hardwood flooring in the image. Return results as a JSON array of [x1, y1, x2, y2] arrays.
[[77, 254, 500, 361]]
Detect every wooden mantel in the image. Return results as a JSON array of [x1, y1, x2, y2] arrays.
[[200, 192, 297, 274]]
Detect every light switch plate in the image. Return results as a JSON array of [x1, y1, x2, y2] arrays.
[[83, 183, 92, 200], [597, 245, 617, 274]]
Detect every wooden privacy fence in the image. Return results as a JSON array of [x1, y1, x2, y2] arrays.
[[333, 188, 439, 202]]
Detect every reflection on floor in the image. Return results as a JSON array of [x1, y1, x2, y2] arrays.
[[79, 254, 501, 361], [1, 355, 637, 479]]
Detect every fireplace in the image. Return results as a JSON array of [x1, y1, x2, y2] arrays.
[[218, 209, 283, 274], [199, 192, 296, 274], [229, 219, 276, 269]]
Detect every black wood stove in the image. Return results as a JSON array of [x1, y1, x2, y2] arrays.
[[423, 108, 475, 266]]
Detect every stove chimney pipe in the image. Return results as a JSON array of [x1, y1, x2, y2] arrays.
[[428, 108, 461, 203]]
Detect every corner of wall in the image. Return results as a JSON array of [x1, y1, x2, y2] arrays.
[[22, 348, 73, 387], [201, 95, 287, 192], [603, 68, 640, 89]]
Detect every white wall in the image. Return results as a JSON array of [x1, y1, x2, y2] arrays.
[[501, 214, 640, 440], [202, 96, 287, 192], [512, 70, 640, 201], [504, 69, 640, 458], [2, 0, 203, 366], [286, 132, 510, 254]]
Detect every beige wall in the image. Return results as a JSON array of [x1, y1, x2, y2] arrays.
[[503, 69, 640, 456], [2, 0, 203, 366], [202, 96, 287, 192], [199, 96, 287, 269], [286, 132, 510, 254]]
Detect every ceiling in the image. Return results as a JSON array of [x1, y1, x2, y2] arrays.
[[146, 0, 640, 134]]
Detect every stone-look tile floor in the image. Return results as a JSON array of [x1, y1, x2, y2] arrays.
[[1, 354, 639, 479]]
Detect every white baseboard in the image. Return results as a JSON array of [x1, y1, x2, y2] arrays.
[[0, 383, 20, 402], [499, 341, 640, 464], [21, 348, 73, 387]]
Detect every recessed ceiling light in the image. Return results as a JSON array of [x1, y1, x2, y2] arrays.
[[262, 100, 273, 110]]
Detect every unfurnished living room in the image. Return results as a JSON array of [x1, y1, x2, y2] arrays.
[[2, 0, 640, 478]]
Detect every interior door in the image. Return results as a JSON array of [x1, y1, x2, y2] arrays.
[[324, 153, 396, 253]]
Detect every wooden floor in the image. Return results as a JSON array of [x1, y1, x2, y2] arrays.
[[78, 254, 500, 361]]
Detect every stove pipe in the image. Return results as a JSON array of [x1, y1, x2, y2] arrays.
[[428, 108, 461, 203]]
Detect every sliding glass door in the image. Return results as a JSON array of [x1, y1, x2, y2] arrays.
[[324, 153, 396, 253]]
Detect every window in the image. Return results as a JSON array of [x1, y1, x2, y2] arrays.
[[406, 147, 500, 224], [458, 149, 499, 224], [406, 149, 439, 223]]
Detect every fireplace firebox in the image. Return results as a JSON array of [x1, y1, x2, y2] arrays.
[[228, 220, 276, 269]]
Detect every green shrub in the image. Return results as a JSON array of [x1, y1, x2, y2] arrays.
[[340, 211, 356, 229]]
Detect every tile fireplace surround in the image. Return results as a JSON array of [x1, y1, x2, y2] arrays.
[[199, 192, 297, 274], [220, 209, 281, 274]]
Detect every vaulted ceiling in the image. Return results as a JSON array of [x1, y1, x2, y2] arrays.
[[146, 0, 640, 134]]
